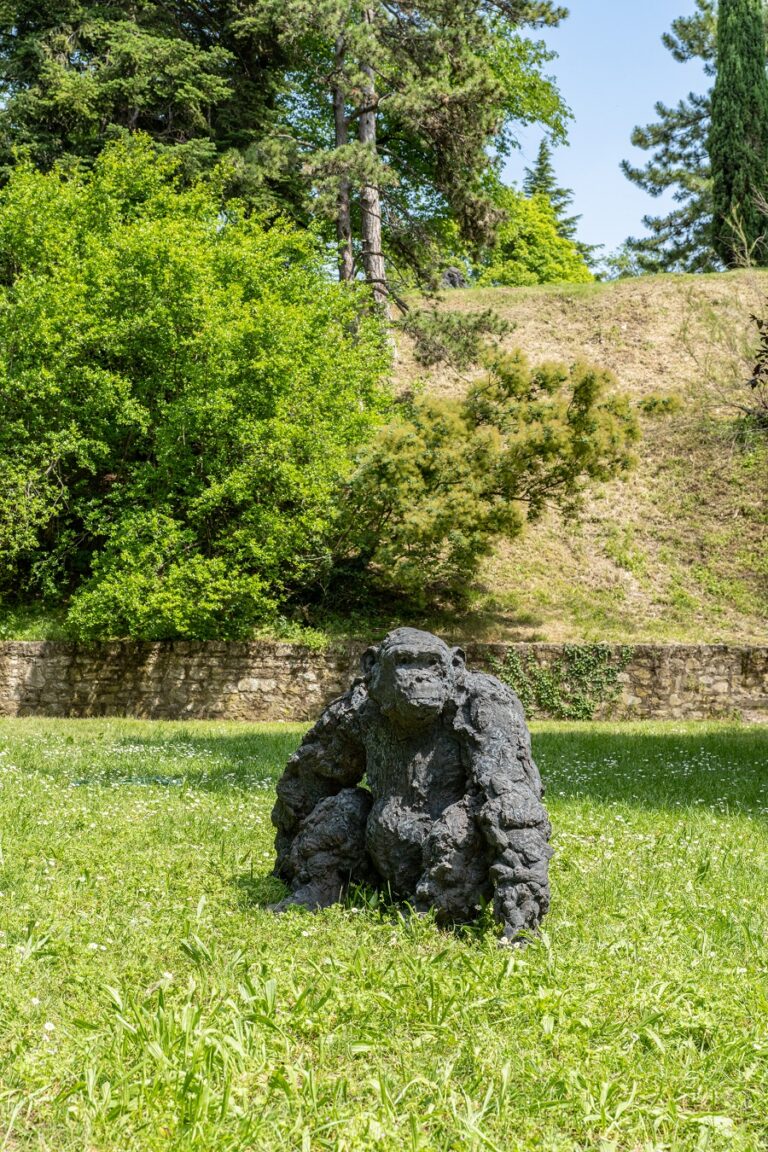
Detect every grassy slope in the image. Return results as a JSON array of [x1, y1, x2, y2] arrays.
[[0, 717, 767, 1150], [397, 271, 768, 644]]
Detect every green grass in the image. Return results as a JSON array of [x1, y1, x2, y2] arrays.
[[0, 719, 767, 1151], [0, 603, 70, 641]]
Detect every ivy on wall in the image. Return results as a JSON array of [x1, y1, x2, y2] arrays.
[[491, 644, 634, 721]]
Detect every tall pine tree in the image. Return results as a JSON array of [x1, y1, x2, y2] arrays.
[[522, 137, 598, 263], [621, 0, 719, 272], [266, 0, 570, 304], [709, 0, 768, 264], [523, 138, 579, 237]]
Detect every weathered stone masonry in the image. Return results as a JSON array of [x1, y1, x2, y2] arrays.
[[0, 641, 766, 722]]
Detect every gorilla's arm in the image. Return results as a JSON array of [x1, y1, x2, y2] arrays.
[[271, 683, 368, 878], [463, 675, 552, 941]]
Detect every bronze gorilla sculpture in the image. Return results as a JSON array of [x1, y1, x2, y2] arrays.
[[271, 628, 552, 941]]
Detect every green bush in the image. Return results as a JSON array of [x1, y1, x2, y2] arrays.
[[638, 393, 683, 416], [335, 351, 639, 606], [0, 138, 390, 639], [478, 190, 593, 287]]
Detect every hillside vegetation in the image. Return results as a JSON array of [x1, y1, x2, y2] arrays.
[[397, 271, 768, 645]]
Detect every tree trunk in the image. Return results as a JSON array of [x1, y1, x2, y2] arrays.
[[358, 11, 388, 311], [333, 36, 354, 282]]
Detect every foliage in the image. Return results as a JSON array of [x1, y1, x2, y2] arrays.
[[230, 0, 572, 296], [1, 717, 768, 1149], [621, 0, 721, 274], [398, 308, 510, 370], [335, 351, 638, 606], [523, 137, 600, 265], [491, 644, 633, 719], [637, 393, 684, 416], [478, 187, 594, 286], [0, 0, 572, 299], [709, 0, 768, 266], [0, 2, 283, 190], [0, 138, 390, 639]]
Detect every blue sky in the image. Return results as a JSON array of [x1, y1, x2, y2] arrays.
[[503, 1, 708, 254]]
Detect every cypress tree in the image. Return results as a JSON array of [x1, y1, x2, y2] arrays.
[[709, 0, 768, 265]]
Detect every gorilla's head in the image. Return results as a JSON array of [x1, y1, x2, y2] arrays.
[[363, 628, 466, 730]]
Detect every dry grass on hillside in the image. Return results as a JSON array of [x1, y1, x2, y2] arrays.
[[396, 272, 768, 644]]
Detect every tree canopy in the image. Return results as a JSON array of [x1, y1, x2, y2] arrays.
[[0, 3, 278, 183], [0, 138, 390, 638], [0, 0, 574, 302]]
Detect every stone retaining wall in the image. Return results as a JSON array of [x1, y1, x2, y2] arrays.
[[0, 641, 766, 723]]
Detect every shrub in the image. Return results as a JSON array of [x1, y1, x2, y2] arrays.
[[335, 351, 639, 606], [0, 138, 390, 638], [638, 393, 683, 416], [478, 190, 593, 287]]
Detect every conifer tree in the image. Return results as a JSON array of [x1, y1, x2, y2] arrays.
[[268, 0, 570, 304], [524, 139, 577, 234], [621, 0, 720, 272], [0, 2, 292, 208], [522, 137, 598, 263], [709, 0, 768, 264]]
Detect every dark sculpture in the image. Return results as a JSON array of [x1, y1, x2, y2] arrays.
[[271, 628, 552, 941]]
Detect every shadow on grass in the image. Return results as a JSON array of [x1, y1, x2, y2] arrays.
[[232, 872, 287, 909], [102, 724, 768, 814], [71, 727, 306, 791]]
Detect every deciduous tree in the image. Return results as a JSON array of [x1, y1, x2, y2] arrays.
[[0, 138, 390, 638], [477, 186, 592, 286]]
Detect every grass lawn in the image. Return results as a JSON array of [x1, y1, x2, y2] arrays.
[[0, 719, 766, 1151]]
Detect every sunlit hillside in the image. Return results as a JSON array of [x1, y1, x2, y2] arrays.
[[395, 271, 768, 644]]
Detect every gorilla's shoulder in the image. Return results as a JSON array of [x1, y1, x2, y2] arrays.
[[460, 671, 526, 733]]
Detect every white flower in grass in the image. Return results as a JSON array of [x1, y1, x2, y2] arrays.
[[43, 1021, 55, 1032]]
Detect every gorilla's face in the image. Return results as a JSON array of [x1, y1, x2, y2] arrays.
[[368, 630, 461, 730]]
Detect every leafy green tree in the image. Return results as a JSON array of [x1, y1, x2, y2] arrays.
[[0, 137, 390, 638], [709, 0, 768, 265], [333, 351, 638, 606], [477, 186, 593, 286]]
